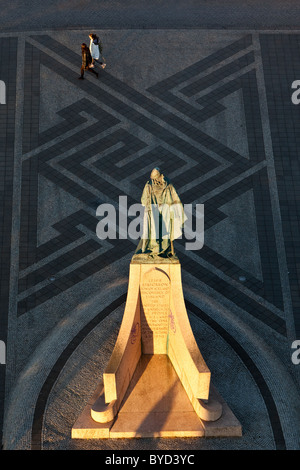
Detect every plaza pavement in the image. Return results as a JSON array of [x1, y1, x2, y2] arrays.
[[0, 3, 300, 452]]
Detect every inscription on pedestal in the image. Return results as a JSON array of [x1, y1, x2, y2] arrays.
[[140, 267, 170, 353]]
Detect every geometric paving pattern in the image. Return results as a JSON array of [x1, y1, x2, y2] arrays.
[[1, 30, 300, 450], [18, 34, 286, 329]]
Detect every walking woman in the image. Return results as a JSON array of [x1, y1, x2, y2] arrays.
[[89, 33, 103, 65]]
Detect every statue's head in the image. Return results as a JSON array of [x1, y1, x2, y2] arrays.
[[150, 167, 161, 180], [150, 167, 167, 188]]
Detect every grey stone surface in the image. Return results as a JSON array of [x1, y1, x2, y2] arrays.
[[1, 23, 300, 452], [2, 1, 300, 31]]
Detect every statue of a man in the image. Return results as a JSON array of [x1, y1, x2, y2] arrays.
[[134, 168, 185, 260]]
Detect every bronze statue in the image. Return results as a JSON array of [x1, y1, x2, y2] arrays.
[[133, 168, 185, 261]]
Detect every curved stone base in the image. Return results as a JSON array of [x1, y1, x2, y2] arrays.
[[72, 354, 241, 439], [72, 261, 242, 439]]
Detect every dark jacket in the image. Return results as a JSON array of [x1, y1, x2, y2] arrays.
[[82, 47, 92, 69]]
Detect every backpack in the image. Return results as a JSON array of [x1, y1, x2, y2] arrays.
[[94, 36, 103, 54]]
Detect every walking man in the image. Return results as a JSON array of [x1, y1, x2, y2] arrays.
[[78, 43, 98, 79]]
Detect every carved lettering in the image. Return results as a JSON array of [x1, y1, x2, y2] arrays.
[[140, 269, 170, 351]]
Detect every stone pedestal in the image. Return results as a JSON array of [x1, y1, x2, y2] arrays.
[[72, 262, 242, 439]]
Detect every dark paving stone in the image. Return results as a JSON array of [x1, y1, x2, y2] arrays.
[[260, 33, 300, 337], [0, 37, 17, 446]]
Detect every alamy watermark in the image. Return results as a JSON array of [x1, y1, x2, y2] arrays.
[[291, 81, 300, 104], [291, 340, 300, 365], [0, 340, 5, 365], [0, 81, 6, 363], [0, 80, 6, 105], [95, 196, 204, 250]]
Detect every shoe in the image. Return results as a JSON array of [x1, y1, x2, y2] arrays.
[[78, 76, 84, 79]]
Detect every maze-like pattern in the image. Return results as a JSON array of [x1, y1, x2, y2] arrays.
[[17, 33, 286, 341]]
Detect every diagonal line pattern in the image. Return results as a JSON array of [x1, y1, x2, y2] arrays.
[[17, 33, 285, 337]]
